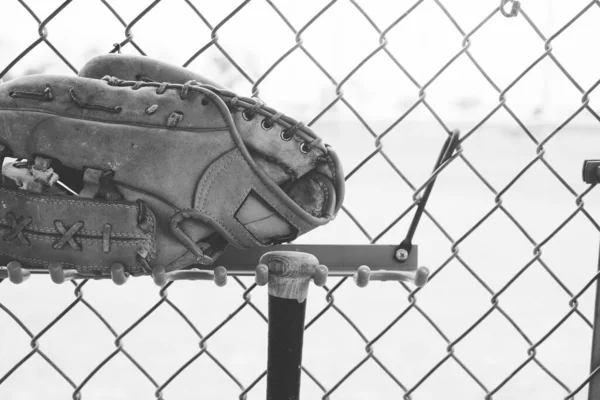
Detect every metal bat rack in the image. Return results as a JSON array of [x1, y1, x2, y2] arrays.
[[0, 243, 423, 400], [0, 131, 460, 399]]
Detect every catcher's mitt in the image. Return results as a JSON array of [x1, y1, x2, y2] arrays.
[[0, 55, 344, 279]]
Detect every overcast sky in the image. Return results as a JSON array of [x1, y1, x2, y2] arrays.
[[1, 0, 598, 126]]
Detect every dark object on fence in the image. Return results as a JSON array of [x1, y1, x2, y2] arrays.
[[582, 160, 600, 184]]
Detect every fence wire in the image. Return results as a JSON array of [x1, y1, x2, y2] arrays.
[[1, 0, 600, 399]]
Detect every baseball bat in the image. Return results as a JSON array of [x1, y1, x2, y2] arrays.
[[256, 251, 327, 400]]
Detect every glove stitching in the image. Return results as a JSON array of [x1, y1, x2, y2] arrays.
[[0, 230, 152, 246], [328, 156, 338, 189], [103, 224, 111, 253], [0, 251, 145, 275], [194, 150, 246, 247], [156, 82, 169, 95], [242, 99, 264, 120], [264, 111, 284, 128], [131, 81, 144, 90], [0, 252, 104, 270], [69, 88, 122, 114], [0, 107, 228, 133], [233, 151, 303, 234], [52, 220, 84, 251], [220, 92, 315, 141], [198, 150, 237, 211], [0, 220, 150, 238], [0, 188, 138, 209], [8, 84, 53, 102], [180, 80, 198, 100], [97, 78, 323, 149], [3, 212, 32, 245], [140, 204, 157, 261]]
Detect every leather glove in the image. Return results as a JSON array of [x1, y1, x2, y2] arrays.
[[0, 55, 344, 279]]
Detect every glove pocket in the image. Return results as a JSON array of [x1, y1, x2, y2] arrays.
[[192, 148, 335, 249], [0, 187, 156, 276]]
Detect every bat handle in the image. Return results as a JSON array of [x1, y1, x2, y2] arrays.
[[354, 265, 429, 288], [258, 251, 326, 400]]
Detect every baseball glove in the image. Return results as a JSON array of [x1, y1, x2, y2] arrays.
[[0, 55, 344, 281]]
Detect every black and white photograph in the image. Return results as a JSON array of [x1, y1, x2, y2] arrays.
[[1, 0, 600, 399]]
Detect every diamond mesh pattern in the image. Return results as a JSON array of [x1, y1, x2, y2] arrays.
[[1, 0, 600, 399]]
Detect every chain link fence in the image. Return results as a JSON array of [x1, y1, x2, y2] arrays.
[[1, 0, 600, 399]]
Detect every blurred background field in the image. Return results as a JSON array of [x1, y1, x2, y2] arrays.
[[1, 1, 600, 399]]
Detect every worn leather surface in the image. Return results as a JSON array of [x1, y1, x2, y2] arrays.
[[0, 187, 155, 275], [81, 55, 346, 222], [80, 54, 225, 89], [80, 55, 338, 190], [0, 56, 345, 275], [193, 148, 328, 248]]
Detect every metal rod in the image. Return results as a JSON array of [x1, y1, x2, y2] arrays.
[[397, 130, 460, 257]]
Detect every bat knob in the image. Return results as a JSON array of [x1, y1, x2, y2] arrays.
[[255, 263, 269, 286], [259, 251, 320, 302], [255, 263, 327, 288], [7, 261, 30, 284], [213, 266, 227, 287], [110, 263, 128, 285]]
